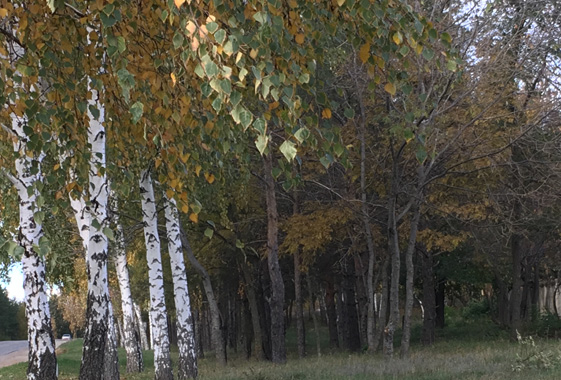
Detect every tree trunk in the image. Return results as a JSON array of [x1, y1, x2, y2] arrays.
[[306, 275, 322, 357], [435, 278, 446, 328], [385, 190, 400, 357], [179, 226, 227, 365], [341, 257, 361, 352], [139, 170, 173, 380], [164, 196, 198, 379], [400, 198, 422, 358], [373, 258, 389, 352], [421, 247, 436, 346], [510, 230, 523, 337], [79, 92, 119, 380], [8, 118, 58, 380], [133, 303, 150, 351], [241, 260, 265, 360], [112, 203, 144, 372], [324, 277, 339, 349], [292, 189, 306, 359], [353, 254, 368, 349], [263, 152, 286, 363]]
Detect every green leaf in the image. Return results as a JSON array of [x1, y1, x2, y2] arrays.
[[215, 29, 227, 45], [294, 128, 309, 143], [239, 107, 253, 130], [130, 101, 144, 124], [253, 11, 267, 24], [194, 63, 205, 79], [205, 61, 219, 78], [298, 73, 310, 84], [34, 211, 45, 225], [320, 154, 333, 169], [333, 143, 344, 157], [446, 59, 457, 72], [91, 218, 101, 230], [416, 147, 427, 163], [212, 96, 222, 112], [253, 118, 266, 134], [206, 22, 219, 34], [255, 134, 269, 155], [422, 47, 435, 60], [173, 32, 184, 49], [344, 108, 355, 119], [204, 228, 214, 239], [235, 239, 245, 249], [117, 36, 126, 53], [103, 227, 115, 241], [230, 91, 242, 106], [117, 68, 135, 103], [279, 140, 297, 162]]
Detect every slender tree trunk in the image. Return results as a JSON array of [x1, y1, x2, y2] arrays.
[[385, 189, 400, 357], [179, 226, 227, 365], [133, 303, 150, 350], [421, 247, 436, 346], [373, 258, 389, 352], [435, 278, 446, 328], [11, 119, 57, 380], [306, 275, 321, 357], [341, 257, 361, 352], [139, 170, 173, 380], [241, 260, 265, 360], [164, 196, 198, 379], [292, 189, 306, 358], [263, 152, 286, 363], [80, 90, 119, 380], [324, 277, 339, 349], [400, 196, 423, 358], [112, 202, 143, 372]]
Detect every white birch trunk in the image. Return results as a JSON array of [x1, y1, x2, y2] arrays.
[[139, 170, 173, 380], [11, 118, 57, 380], [112, 197, 144, 372], [134, 302, 150, 350], [164, 196, 197, 379], [78, 84, 119, 380]]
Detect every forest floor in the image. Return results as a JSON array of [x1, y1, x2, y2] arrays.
[[2, 315, 561, 379]]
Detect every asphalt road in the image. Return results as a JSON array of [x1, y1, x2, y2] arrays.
[[0, 340, 66, 368]]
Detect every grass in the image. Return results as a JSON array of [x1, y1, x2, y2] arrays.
[[2, 317, 561, 379]]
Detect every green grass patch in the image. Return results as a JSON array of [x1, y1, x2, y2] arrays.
[[2, 319, 561, 379]]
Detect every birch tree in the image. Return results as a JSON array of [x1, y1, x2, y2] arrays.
[[139, 169, 173, 380], [164, 196, 197, 379]]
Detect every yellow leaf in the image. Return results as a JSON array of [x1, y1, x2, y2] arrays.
[[0, 8, 8, 18], [322, 108, 332, 119], [250, 49, 258, 59], [189, 213, 199, 223], [204, 173, 215, 184], [181, 204, 189, 213], [336, 0, 346, 6], [180, 152, 190, 163], [186, 21, 197, 37], [206, 14, 216, 23], [392, 32, 402, 45], [174, 0, 186, 8], [170, 72, 176, 86], [295, 34, 305, 44], [166, 189, 175, 200], [53, 163, 60, 171], [359, 43, 370, 64], [195, 165, 202, 176], [384, 82, 396, 96]]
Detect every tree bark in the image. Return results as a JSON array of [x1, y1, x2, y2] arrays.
[[241, 260, 265, 360], [8, 118, 58, 380], [139, 170, 173, 380], [306, 275, 321, 357], [133, 303, 150, 351], [179, 226, 227, 365], [292, 189, 306, 359], [341, 256, 361, 352], [164, 197, 198, 379], [79, 90, 119, 380], [373, 258, 389, 352], [385, 184, 400, 357], [421, 247, 436, 346], [263, 152, 286, 363], [400, 196, 422, 358], [112, 202, 144, 372], [324, 277, 339, 349]]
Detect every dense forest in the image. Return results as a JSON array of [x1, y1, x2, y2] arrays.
[[1, 0, 561, 379]]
